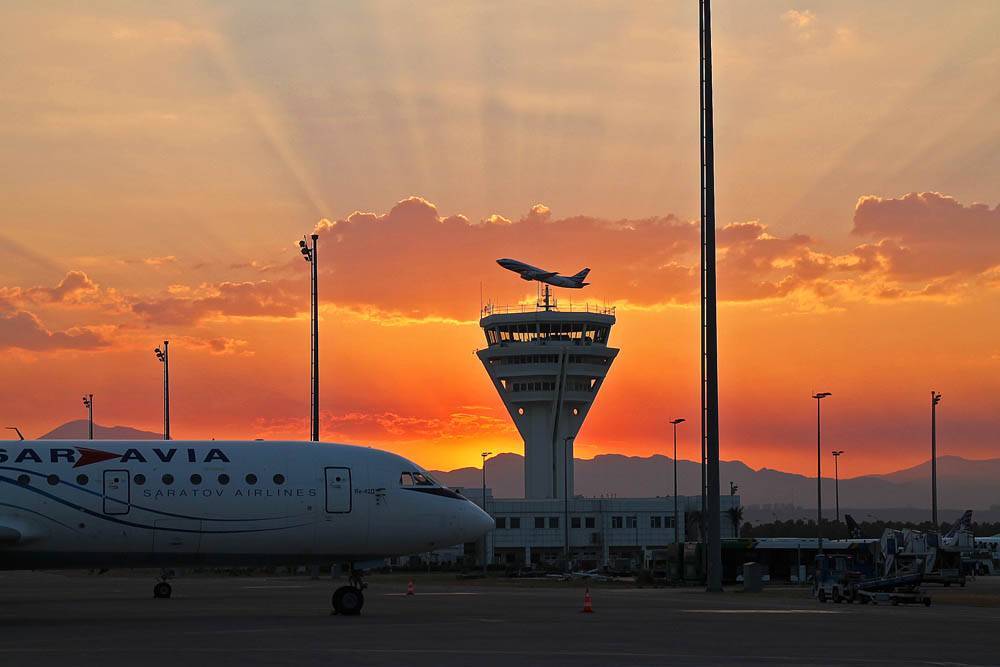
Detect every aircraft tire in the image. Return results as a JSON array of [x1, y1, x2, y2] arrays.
[[153, 582, 172, 599], [817, 589, 826, 603], [832, 588, 842, 603], [923, 597, 931, 607], [332, 586, 364, 616]]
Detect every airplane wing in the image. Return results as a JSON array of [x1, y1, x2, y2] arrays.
[[524, 270, 558, 280]]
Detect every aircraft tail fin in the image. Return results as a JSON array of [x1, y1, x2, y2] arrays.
[[572, 268, 590, 281], [845, 514, 861, 539]]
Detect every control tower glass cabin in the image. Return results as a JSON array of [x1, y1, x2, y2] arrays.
[[478, 300, 618, 500]]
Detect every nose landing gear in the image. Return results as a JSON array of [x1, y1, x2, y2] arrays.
[[331, 567, 367, 615]]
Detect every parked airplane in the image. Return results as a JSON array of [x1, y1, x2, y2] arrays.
[[0, 440, 493, 615], [496, 258, 590, 288]]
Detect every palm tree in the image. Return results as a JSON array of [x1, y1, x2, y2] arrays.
[[727, 505, 744, 537]]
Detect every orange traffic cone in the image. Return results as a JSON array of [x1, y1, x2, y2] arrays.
[[406, 579, 415, 596], [581, 587, 594, 613]]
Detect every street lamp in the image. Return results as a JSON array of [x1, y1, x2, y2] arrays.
[[299, 233, 320, 442], [481, 451, 492, 574], [5, 426, 24, 440], [154, 341, 170, 440], [812, 392, 831, 554], [931, 391, 942, 529], [832, 450, 844, 524], [670, 419, 685, 548], [82, 394, 94, 440], [563, 436, 574, 570]]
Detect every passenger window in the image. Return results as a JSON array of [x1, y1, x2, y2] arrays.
[[17, 474, 30, 486], [218, 473, 230, 485], [76, 474, 89, 485], [245, 474, 258, 485], [273, 474, 285, 485], [162, 474, 174, 485], [47, 474, 60, 486], [190, 474, 202, 485], [134, 474, 146, 485]]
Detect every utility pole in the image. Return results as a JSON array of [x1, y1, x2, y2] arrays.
[[670, 419, 685, 548], [812, 392, 831, 553], [832, 450, 844, 523], [700, 0, 723, 592], [299, 234, 320, 442], [154, 341, 170, 440], [563, 436, 574, 570], [481, 451, 492, 575], [82, 394, 94, 440], [931, 391, 942, 529]]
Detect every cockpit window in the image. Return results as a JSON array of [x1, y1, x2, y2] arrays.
[[412, 472, 434, 486], [401, 471, 435, 486]]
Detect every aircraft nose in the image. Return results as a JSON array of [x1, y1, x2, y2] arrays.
[[459, 501, 494, 542]]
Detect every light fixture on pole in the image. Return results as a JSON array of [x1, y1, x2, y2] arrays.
[[154, 341, 170, 440], [931, 390, 942, 529], [299, 234, 320, 442], [832, 450, 844, 523], [670, 419, 685, 548], [481, 451, 492, 575], [5, 426, 24, 441], [82, 394, 94, 440], [812, 392, 831, 553]]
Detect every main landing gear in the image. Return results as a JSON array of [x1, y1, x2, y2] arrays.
[[153, 569, 174, 599], [331, 567, 366, 616]]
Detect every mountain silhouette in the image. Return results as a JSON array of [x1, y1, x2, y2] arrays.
[[432, 453, 1000, 510], [38, 419, 161, 440]]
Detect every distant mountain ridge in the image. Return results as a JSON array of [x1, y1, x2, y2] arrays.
[[16, 421, 999, 510], [37, 420, 160, 440], [431, 453, 1000, 510]]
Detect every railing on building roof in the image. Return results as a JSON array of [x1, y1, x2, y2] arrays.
[[481, 302, 616, 317]]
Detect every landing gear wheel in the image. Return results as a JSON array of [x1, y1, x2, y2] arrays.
[[832, 588, 843, 603], [923, 597, 932, 607], [817, 589, 827, 603], [332, 586, 364, 616], [153, 582, 172, 599]]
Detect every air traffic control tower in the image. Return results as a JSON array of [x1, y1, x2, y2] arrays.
[[478, 286, 618, 500]]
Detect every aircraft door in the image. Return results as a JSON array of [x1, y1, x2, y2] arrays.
[[103, 469, 130, 515], [324, 467, 352, 513]]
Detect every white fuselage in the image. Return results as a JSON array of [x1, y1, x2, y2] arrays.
[[0, 440, 492, 569]]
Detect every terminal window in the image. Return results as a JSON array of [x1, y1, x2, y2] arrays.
[[585, 517, 596, 528], [510, 517, 520, 529], [625, 516, 637, 528], [548, 517, 560, 529], [571, 517, 581, 529], [665, 517, 675, 528], [612, 516, 623, 529], [495, 517, 507, 529], [534, 517, 545, 529], [650, 516, 663, 528]]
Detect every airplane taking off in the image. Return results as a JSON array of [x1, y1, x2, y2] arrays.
[[0, 440, 493, 615], [497, 258, 590, 288]]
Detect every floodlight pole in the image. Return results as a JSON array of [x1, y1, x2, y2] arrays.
[[670, 419, 685, 549], [700, 0, 723, 592], [813, 392, 831, 553], [154, 341, 171, 440], [311, 234, 320, 442], [832, 450, 844, 523], [482, 451, 492, 574], [931, 391, 941, 528], [83, 394, 94, 440]]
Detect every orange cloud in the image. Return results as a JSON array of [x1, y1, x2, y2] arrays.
[[0, 309, 109, 351], [131, 280, 303, 324]]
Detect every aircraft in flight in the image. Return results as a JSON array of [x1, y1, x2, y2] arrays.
[[0, 439, 493, 615], [497, 258, 590, 288]]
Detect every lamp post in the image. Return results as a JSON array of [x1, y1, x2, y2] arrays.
[[298, 234, 320, 442], [154, 341, 170, 440], [82, 394, 94, 440], [832, 450, 844, 523], [481, 451, 492, 574], [812, 392, 831, 554], [5, 426, 24, 440], [931, 390, 941, 529], [563, 435, 574, 570], [670, 419, 685, 548]]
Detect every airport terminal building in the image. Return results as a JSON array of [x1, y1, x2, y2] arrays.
[[442, 294, 740, 569]]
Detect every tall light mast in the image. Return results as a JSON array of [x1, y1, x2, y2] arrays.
[[700, 0, 723, 592]]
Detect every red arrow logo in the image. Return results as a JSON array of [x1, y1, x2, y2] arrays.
[[74, 447, 121, 468]]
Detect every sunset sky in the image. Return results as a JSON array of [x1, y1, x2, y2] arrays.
[[1, 1, 998, 478]]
